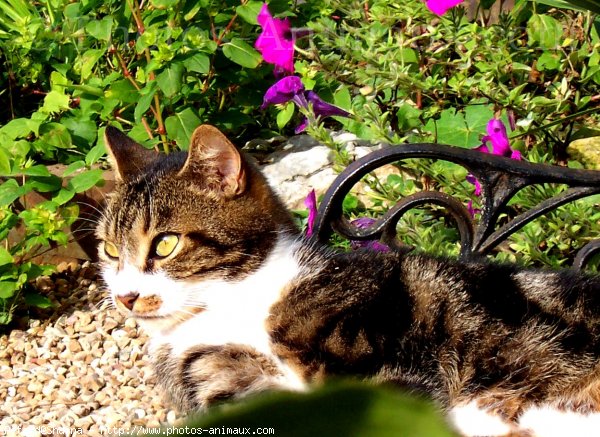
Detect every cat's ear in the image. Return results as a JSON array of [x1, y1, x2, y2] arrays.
[[104, 126, 159, 181], [179, 124, 246, 197]]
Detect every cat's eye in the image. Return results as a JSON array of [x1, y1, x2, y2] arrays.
[[104, 241, 120, 259], [154, 234, 179, 258]]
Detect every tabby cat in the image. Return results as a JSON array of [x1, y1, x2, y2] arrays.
[[97, 125, 600, 436]]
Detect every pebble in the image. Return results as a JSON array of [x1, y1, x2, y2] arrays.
[[0, 262, 182, 434]]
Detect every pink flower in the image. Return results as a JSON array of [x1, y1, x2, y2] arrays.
[[466, 118, 522, 216], [255, 3, 295, 76], [304, 189, 317, 237], [474, 119, 522, 160], [261, 76, 350, 133], [350, 218, 390, 252], [425, 0, 464, 15]]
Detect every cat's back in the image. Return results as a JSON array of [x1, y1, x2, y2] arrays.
[[269, 245, 600, 400]]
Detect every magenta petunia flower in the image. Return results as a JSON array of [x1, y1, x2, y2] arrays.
[[474, 119, 522, 160], [350, 218, 390, 252], [304, 189, 317, 237], [425, 0, 464, 15], [466, 118, 522, 216], [261, 76, 350, 133], [255, 3, 295, 76]]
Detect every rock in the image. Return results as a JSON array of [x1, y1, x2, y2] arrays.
[[567, 136, 600, 170], [260, 133, 382, 209]]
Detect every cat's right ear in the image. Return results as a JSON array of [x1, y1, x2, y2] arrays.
[[104, 126, 158, 181]]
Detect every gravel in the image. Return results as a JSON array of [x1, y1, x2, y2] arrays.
[[0, 261, 181, 436]]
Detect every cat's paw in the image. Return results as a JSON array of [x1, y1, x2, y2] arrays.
[[183, 344, 282, 409]]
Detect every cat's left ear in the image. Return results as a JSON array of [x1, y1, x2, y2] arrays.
[[179, 125, 246, 197], [104, 126, 159, 181]]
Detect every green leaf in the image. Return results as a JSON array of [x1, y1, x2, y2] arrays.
[[52, 188, 75, 205], [24, 292, 53, 309], [527, 14, 563, 49], [0, 281, 17, 299], [183, 53, 210, 74], [0, 312, 12, 325], [222, 38, 262, 69], [0, 147, 10, 175], [0, 117, 41, 139], [165, 108, 202, 150], [86, 143, 106, 166], [187, 383, 456, 437], [78, 48, 106, 80], [150, 0, 180, 7], [67, 169, 104, 193], [425, 107, 490, 148], [63, 160, 87, 177], [276, 102, 295, 129], [236, 1, 263, 25], [156, 64, 184, 98], [537, 52, 561, 71], [134, 83, 158, 123], [0, 247, 14, 267], [0, 179, 31, 206], [19, 165, 51, 177], [38, 123, 73, 150], [85, 16, 112, 41], [27, 176, 62, 193], [41, 91, 70, 114]]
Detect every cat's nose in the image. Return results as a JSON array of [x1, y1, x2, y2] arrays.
[[117, 292, 139, 311]]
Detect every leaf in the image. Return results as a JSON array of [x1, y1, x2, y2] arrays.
[[156, 64, 184, 98], [537, 52, 561, 71], [527, 14, 563, 49], [38, 123, 73, 150], [134, 83, 158, 123], [0, 147, 10, 175], [183, 53, 210, 74], [425, 106, 493, 148], [63, 160, 87, 177], [24, 292, 53, 309], [165, 108, 202, 150], [222, 38, 262, 69], [86, 143, 106, 166], [52, 188, 75, 205], [150, 0, 180, 7], [0, 179, 31, 206], [0, 247, 14, 267], [67, 169, 104, 193], [187, 383, 456, 437], [85, 16, 112, 41], [19, 165, 51, 177], [83, 48, 106, 79], [276, 102, 295, 129], [0, 281, 17, 299], [41, 91, 70, 114], [236, 1, 264, 25], [0, 312, 12, 325]]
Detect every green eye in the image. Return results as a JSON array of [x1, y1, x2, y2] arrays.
[[104, 241, 120, 259], [154, 234, 179, 258]]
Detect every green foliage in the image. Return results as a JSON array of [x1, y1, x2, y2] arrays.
[[171, 382, 457, 437]]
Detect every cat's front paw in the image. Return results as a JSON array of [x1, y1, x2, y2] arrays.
[[157, 344, 283, 411]]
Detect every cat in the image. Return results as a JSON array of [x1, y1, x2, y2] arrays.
[[97, 124, 600, 436]]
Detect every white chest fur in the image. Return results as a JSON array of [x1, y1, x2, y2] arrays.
[[139, 236, 308, 390]]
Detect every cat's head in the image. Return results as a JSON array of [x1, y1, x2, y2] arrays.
[[96, 125, 296, 333]]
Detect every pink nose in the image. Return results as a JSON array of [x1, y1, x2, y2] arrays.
[[117, 293, 139, 311]]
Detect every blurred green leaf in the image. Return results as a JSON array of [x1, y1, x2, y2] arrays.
[[179, 383, 457, 437]]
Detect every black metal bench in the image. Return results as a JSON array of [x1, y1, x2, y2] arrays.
[[312, 143, 600, 270]]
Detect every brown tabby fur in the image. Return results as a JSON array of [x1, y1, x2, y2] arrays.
[[98, 125, 600, 432]]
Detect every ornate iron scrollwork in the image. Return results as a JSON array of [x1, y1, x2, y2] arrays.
[[313, 143, 600, 269]]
